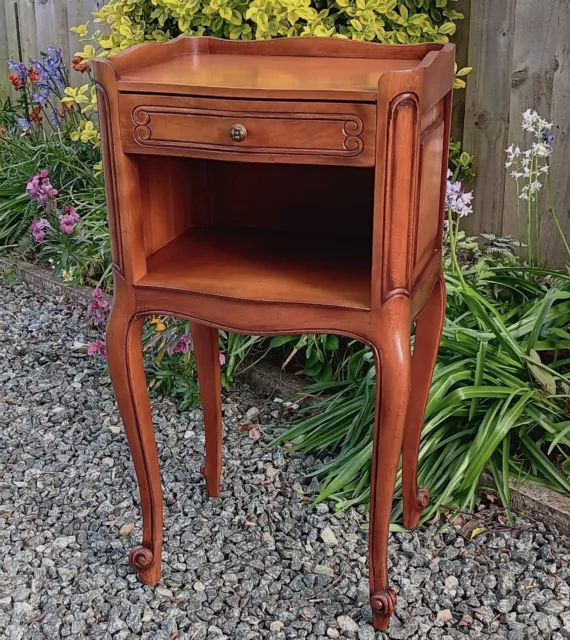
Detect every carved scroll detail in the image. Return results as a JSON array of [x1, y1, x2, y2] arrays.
[[132, 107, 152, 141], [342, 117, 365, 154], [370, 588, 397, 617], [129, 545, 154, 570]]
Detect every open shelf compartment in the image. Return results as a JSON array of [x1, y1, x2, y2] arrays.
[[133, 157, 375, 310]]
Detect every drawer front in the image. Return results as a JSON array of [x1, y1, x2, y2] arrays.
[[119, 94, 376, 166]]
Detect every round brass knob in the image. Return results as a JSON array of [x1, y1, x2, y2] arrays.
[[229, 124, 247, 142]]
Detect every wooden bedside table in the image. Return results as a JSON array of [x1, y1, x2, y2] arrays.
[[94, 36, 454, 631]]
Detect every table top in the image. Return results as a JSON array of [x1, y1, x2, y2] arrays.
[[118, 54, 420, 102], [101, 36, 452, 102]]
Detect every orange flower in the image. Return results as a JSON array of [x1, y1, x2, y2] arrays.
[[8, 73, 24, 90], [0, 126, 6, 137], [28, 67, 40, 83], [60, 103, 73, 117], [29, 105, 43, 124], [72, 57, 91, 74]]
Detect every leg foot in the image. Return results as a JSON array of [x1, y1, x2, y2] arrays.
[[371, 589, 398, 631], [106, 302, 163, 585], [403, 275, 445, 530], [129, 545, 156, 581], [192, 322, 223, 498], [369, 298, 411, 632]]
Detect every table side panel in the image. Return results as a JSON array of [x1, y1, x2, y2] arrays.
[[413, 118, 446, 279], [119, 94, 376, 167]]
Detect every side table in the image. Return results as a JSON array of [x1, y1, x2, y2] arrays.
[[94, 36, 454, 631]]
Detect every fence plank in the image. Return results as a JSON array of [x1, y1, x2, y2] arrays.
[[450, 0, 471, 141], [3, 0, 20, 61], [0, 0, 10, 100], [463, 0, 517, 237], [2, 0, 22, 107], [547, 1, 570, 266], [14, 0, 38, 64], [67, 0, 103, 85], [35, 0, 70, 64], [500, 0, 570, 267]]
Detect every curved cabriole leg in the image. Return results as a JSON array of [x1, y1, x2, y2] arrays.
[[369, 299, 411, 631], [106, 305, 163, 585], [192, 322, 223, 498], [402, 275, 446, 530]]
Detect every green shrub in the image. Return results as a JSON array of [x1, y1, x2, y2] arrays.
[[74, 0, 464, 61]]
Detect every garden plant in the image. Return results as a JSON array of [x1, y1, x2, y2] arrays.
[[0, 0, 569, 526]]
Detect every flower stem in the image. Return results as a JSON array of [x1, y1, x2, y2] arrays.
[[447, 209, 466, 287], [533, 154, 540, 266], [515, 175, 522, 264]]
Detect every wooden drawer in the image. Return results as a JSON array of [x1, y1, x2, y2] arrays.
[[119, 94, 376, 166]]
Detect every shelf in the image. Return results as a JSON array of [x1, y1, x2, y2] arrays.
[[136, 228, 371, 310]]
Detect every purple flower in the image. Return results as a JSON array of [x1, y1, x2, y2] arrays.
[[541, 129, 555, 149], [87, 288, 111, 325], [30, 218, 51, 242], [219, 353, 226, 366], [446, 171, 474, 218], [29, 48, 67, 103], [48, 107, 62, 128], [26, 170, 58, 207], [32, 89, 50, 107], [88, 340, 107, 359], [173, 335, 191, 354], [59, 205, 80, 234], [7, 59, 28, 82], [17, 118, 32, 133], [43, 47, 67, 89], [24, 48, 68, 129]]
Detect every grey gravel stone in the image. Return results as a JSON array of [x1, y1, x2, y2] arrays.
[[321, 526, 338, 547], [1, 278, 570, 640], [337, 615, 359, 633], [357, 624, 375, 640], [4, 624, 25, 640]]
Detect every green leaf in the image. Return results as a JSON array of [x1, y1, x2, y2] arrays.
[[304, 360, 323, 378], [469, 339, 488, 421], [219, 6, 232, 20], [439, 21, 456, 35], [269, 335, 296, 348], [528, 350, 556, 395], [456, 66, 472, 77], [325, 335, 340, 351]]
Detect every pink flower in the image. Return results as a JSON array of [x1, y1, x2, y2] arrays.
[[87, 288, 110, 325], [26, 170, 58, 207], [30, 218, 51, 242], [219, 353, 226, 366], [88, 340, 107, 358], [59, 205, 80, 234], [173, 335, 191, 354]]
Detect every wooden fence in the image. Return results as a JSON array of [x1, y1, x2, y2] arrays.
[[463, 0, 569, 267], [1, 0, 569, 266], [0, 0, 103, 97]]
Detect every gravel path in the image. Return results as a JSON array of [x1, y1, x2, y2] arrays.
[[0, 278, 569, 640]]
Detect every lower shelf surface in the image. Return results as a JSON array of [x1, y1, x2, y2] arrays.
[[136, 227, 371, 310]]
